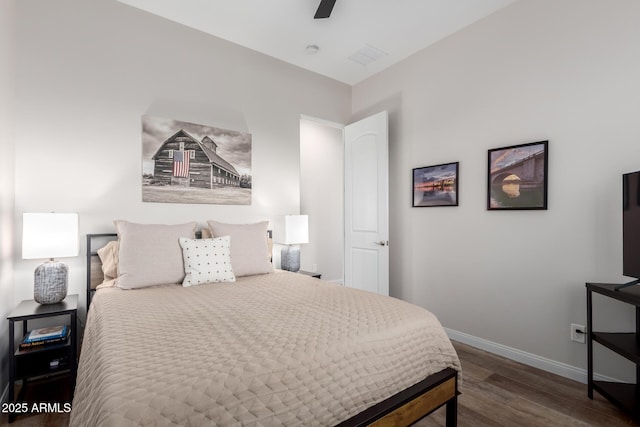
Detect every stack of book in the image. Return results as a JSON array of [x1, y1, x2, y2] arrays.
[[19, 325, 70, 350]]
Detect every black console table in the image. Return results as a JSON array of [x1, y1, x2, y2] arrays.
[[586, 282, 640, 422]]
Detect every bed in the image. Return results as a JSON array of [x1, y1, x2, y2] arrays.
[[71, 224, 461, 426]]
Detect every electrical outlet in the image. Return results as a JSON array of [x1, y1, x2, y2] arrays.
[[571, 323, 586, 344]]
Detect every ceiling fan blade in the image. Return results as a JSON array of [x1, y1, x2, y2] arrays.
[[314, 0, 337, 19]]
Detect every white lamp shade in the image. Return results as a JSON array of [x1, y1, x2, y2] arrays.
[[284, 215, 309, 245], [22, 213, 79, 259]]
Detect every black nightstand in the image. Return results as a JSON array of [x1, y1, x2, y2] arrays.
[[7, 295, 78, 422], [298, 270, 321, 279]]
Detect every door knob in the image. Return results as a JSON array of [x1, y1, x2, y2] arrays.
[[374, 241, 389, 246]]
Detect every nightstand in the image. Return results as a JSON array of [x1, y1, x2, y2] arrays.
[[7, 295, 78, 422], [298, 270, 321, 279]]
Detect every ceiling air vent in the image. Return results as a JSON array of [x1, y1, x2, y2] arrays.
[[348, 44, 388, 66]]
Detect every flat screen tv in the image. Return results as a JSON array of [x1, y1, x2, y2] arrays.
[[621, 170, 640, 289]]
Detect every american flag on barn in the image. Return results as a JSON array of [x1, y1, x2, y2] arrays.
[[172, 150, 190, 178], [150, 129, 243, 189]]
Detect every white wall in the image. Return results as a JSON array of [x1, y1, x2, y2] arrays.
[[0, 0, 16, 399], [12, 0, 640, 387], [13, 0, 351, 309], [352, 0, 640, 381], [300, 119, 344, 282]]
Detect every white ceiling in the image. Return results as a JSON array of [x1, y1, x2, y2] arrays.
[[117, 0, 518, 85]]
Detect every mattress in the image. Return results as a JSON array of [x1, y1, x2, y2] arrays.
[[70, 271, 461, 426]]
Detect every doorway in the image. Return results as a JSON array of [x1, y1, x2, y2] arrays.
[[300, 113, 389, 292], [299, 117, 345, 283]]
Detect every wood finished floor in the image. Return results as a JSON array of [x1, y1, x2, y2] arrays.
[[2, 341, 637, 426], [417, 342, 639, 427]]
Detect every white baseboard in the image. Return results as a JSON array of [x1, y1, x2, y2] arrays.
[[444, 328, 621, 384]]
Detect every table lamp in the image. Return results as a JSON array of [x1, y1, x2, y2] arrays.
[[280, 215, 308, 272], [22, 212, 79, 304]]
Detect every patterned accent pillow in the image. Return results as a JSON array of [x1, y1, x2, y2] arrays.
[[179, 236, 236, 287]]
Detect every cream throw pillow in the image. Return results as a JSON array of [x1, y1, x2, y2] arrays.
[[115, 220, 197, 289], [207, 220, 274, 277], [179, 236, 236, 287], [97, 240, 119, 281]]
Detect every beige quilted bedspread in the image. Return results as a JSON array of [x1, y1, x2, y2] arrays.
[[70, 271, 461, 426]]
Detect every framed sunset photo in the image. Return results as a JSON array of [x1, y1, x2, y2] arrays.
[[412, 162, 459, 207]]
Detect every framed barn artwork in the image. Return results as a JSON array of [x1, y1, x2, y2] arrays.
[[412, 162, 459, 207], [487, 140, 548, 210], [142, 115, 252, 205]]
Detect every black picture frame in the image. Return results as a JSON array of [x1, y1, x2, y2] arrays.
[[412, 162, 459, 207], [487, 140, 548, 210]]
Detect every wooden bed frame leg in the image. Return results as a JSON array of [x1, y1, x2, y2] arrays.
[[445, 393, 458, 427]]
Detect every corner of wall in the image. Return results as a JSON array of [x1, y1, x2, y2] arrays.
[[0, 0, 17, 403]]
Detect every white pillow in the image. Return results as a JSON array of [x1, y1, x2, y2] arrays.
[[207, 220, 274, 277], [115, 220, 197, 289], [179, 236, 236, 287]]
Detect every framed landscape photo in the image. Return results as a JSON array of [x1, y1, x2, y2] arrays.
[[141, 115, 252, 205], [487, 140, 548, 210], [412, 162, 459, 207]]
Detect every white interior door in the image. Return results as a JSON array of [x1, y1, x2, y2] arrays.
[[344, 111, 389, 295]]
